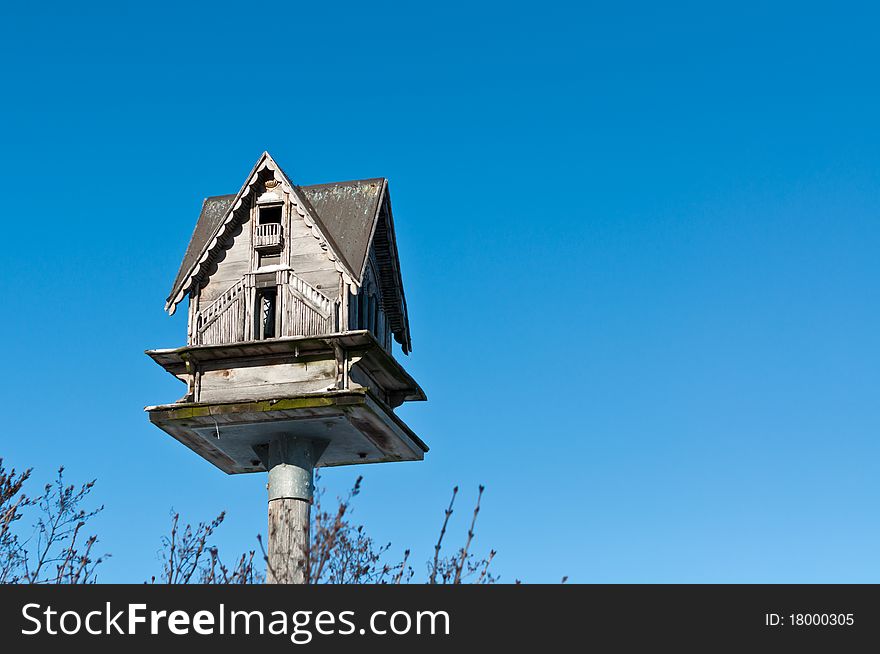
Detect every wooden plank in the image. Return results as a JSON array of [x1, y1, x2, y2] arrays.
[[200, 359, 336, 385], [199, 359, 337, 403], [289, 252, 336, 273], [198, 378, 335, 403]]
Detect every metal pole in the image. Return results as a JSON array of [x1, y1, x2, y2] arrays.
[[266, 436, 327, 584]]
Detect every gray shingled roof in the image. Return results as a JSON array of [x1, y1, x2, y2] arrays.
[[302, 179, 384, 277]]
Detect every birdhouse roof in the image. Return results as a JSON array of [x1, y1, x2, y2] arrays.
[[165, 153, 412, 352]]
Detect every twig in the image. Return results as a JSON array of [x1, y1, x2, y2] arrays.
[[429, 486, 457, 584], [453, 485, 484, 584]]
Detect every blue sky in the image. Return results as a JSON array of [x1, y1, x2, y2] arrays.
[[0, 2, 878, 582]]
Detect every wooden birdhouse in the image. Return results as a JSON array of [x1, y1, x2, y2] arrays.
[[145, 152, 427, 476]]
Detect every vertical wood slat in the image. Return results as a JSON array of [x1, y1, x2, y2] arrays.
[[194, 278, 247, 345], [283, 275, 339, 338], [255, 223, 282, 249]]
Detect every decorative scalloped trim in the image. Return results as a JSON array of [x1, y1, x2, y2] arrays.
[[166, 154, 359, 315]]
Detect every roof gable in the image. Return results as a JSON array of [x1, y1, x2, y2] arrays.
[[165, 152, 360, 313]]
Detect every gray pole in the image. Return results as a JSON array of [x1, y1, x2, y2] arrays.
[[266, 436, 327, 584]]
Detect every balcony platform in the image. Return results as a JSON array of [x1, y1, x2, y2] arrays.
[[145, 388, 428, 474]]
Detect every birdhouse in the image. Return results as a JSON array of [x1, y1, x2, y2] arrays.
[[145, 152, 427, 475]]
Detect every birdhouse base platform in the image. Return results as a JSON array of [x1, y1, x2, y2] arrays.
[[145, 389, 427, 474]]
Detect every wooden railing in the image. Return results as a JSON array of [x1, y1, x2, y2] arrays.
[[192, 273, 340, 346], [194, 278, 247, 345], [285, 275, 338, 336], [255, 223, 282, 249]]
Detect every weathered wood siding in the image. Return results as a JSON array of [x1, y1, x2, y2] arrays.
[[285, 192, 342, 300], [193, 278, 247, 345], [198, 358, 338, 403], [199, 213, 253, 305]]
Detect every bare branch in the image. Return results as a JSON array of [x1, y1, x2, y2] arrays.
[[429, 486, 458, 584], [453, 485, 484, 584]]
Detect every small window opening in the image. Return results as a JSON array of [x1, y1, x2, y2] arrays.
[[259, 205, 283, 224], [259, 252, 281, 268], [256, 288, 277, 340]]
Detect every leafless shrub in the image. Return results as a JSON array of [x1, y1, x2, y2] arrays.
[[0, 459, 34, 583], [151, 511, 262, 584], [0, 462, 107, 584], [299, 476, 495, 584], [156, 477, 414, 584], [305, 475, 411, 584], [2, 456, 501, 585]]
